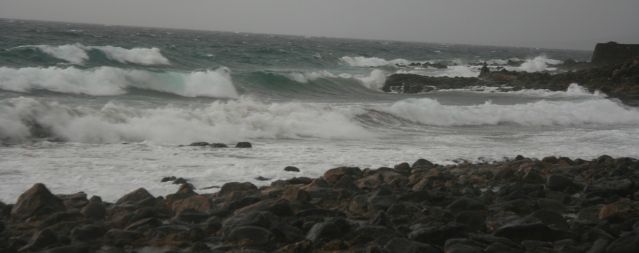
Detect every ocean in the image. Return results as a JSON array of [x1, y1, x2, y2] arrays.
[[1, 19, 637, 201]]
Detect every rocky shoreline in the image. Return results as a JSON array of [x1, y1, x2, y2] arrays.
[[2, 155, 639, 252], [383, 59, 639, 106]]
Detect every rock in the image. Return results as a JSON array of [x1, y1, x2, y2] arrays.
[[484, 242, 524, 253], [255, 176, 271, 181], [384, 237, 440, 253], [161, 176, 177, 182], [522, 169, 545, 184], [235, 142, 252, 148], [57, 192, 89, 210], [71, 224, 106, 241], [42, 243, 91, 253], [409, 223, 467, 246], [281, 187, 311, 203], [394, 162, 411, 174], [447, 197, 486, 213], [115, 188, 154, 206], [11, 183, 66, 221], [188, 142, 209, 146], [412, 159, 434, 170], [444, 238, 484, 253], [606, 233, 639, 253], [105, 229, 142, 246], [284, 166, 300, 172], [211, 143, 228, 148], [546, 174, 578, 192], [274, 240, 313, 253], [170, 195, 213, 214], [173, 209, 210, 224], [323, 167, 362, 184], [219, 182, 259, 196], [456, 210, 487, 232], [173, 177, 188, 185], [19, 229, 58, 252], [81, 196, 106, 220], [588, 179, 634, 195], [225, 225, 273, 247], [493, 222, 573, 242], [306, 218, 350, 243], [599, 198, 639, 221]]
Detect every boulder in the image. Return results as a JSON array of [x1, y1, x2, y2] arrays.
[[606, 233, 639, 253], [19, 229, 58, 252], [599, 198, 639, 221], [384, 237, 440, 253], [115, 188, 154, 206], [493, 222, 573, 242], [211, 143, 228, 148], [412, 159, 435, 170], [11, 183, 66, 221], [235, 142, 252, 148], [306, 218, 350, 243], [81, 196, 106, 220], [546, 174, 577, 192], [71, 224, 106, 241], [284, 166, 300, 172], [170, 195, 213, 214], [188, 142, 209, 146], [219, 182, 259, 197], [444, 238, 484, 253], [323, 167, 362, 184], [225, 226, 273, 247]]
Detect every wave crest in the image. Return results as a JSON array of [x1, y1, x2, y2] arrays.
[[0, 97, 371, 144], [0, 66, 237, 98], [13, 44, 170, 65]]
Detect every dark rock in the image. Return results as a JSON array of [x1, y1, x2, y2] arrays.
[[225, 225, 273, 247], [323, 167, 362, 184], [11, 183, 65, 221], [57, 192, 89, 210], [606, 233, 639, 253], [255, 176, 271, 181], [161, 176, 177, 182], [493, 222, 573, 242], [412, 159, 435, 170], [306, 218, 350, 243], [188, 142, 209, 146], [394, 162, 411, 174], [173, 177, 188, 185], [71, 224, 106, 241], [447, 197, 486, 212], [588, 179, 634, 195], [409, 223, 467, 246], [43, 243, 91, 253], [104, 229, 142, 246], [115, 188, 154, 206], [444, 238, 484, 253], [284, 166, 300, 172], [235, 142, 252, 148], [173, 209, 210, 224], [169, 195, 213, 214], [81, 196, 106, 220], [19, 229, 58, 252], [384, 237, 440, 253], [456, 211, 487, 232], [546, 174, 578, 192], [484, 242, 524, 253], [211, 143, 228, 148], [219, 182, 259, 196], [599, 198, 639, 221]]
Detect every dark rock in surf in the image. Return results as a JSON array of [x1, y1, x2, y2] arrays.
[[235, 142, 252, 148], [188, 142, 209, 146], [210, 143, 228, 148], [284, 166, 300, 172], [11, 183, 66, 221]]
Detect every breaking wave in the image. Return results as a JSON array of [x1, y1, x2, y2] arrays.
[[284, 69, 387, 90], [384, 97, 639, 126], [0, 97, 371, 144], [12, 44, 170, 65], [340, 56, 412, 67], [439, 83, 605, 98], [511, 56, 562, 73], [0, 66, 237, 98]]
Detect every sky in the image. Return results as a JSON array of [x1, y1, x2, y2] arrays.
[[1, 0, 638, 50]]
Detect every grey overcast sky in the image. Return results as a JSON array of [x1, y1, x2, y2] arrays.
[[1, 0, 638, 50]]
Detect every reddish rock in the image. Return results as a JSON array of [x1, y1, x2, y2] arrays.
[[11, 183, 66, 221]]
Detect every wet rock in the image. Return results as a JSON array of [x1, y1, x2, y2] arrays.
[[173, 177, 188, 185], [211, 143, 228, 148], [284, 166, 300, 172], [42, 243, 91, 253], [81, 196, 106, 220], [225, 225, 273, 247], [235, 142, 252, 148], [323, 167, 362, 184], [255, 176, 271, 181], [394, 162, 411, 174], [444, 238, 484, 253], [71, 224, 106, 241], [384, 237, 440, 253], [161, 176, 177, 182], [173, 209, 210, 224], [57, 192, 89, 210], [606, 233, 639, 253], [493, 222, 573, 242], [409, 223, 467, 246], [170, 195, 213, 214], [11, 183, 66, 221], [274, 240, 313, 253], [188, 142, 209, 146], [599, 198, 639, 221], [115, 188, 154, 206], [219, 182, 259, 196], [104, 229, 142, 246], [588, 179, 634, 196], [447, 197, 486, 213], [546, 174, 578, 192], [306, 218, 350, 243], [412, 158, 435, 170], [19, 229, 58, 252]]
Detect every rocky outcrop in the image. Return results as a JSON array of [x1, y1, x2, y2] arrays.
[[592, 42, 639, 65], [1, 156, 639, 252]]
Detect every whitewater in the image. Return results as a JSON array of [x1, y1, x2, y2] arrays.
[[0, 19, 637, 201]]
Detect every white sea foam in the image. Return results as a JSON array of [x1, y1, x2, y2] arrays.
[[15, 44, 170, 65], [511, 56, 563, 72], [385, 97, 639, 126], [340, 56, 411, 67], [0, 66, 237, 98], [439, 83, 605, 98], [285, 69, 387, 90], [0, 97, 371, 144]]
